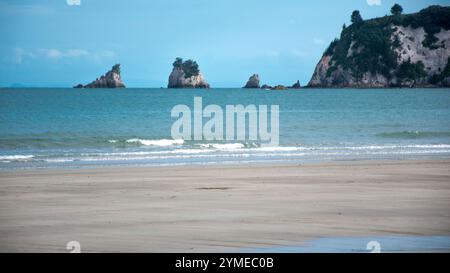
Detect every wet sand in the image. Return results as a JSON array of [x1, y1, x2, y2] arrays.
[[0, 160, 449, 252]]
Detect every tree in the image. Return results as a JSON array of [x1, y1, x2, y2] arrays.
[[173, 57, 183, 68], [391, 4, 403, 16], [396, 60, 427, 80], [112, 64, 121, 74], [324, 38, 339, 56], [172, 57, 201, 78], [342, 23, 347, 30], [181, 59, 200, 78], [351, 10, 363, 25]]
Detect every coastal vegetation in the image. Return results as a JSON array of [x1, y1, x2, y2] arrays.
[[391, 4, 403, 16], [173, 58, 200, 79], [321, 4, 450, 85], [396, 60, 427, 81]]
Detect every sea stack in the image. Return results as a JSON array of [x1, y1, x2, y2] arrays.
[[290, 80, 301, 89], [74, 64, 125, 88], [271, 85, 287, 90], [308, 5, 450, 88], [168, 58, 210, 88], [243, 74, 260, 88]]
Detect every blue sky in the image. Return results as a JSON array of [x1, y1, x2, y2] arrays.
[[0, 0, 448, 87]]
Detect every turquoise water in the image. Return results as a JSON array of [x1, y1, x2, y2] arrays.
[[0, 88, 450, 169], [241, 235, 450, 253]]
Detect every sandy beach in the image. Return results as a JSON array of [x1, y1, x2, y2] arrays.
[[0, 160, 449, 252]]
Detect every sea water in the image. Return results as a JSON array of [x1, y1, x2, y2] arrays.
[[1, 88, 449, 169], [241, 235, 450, 253]]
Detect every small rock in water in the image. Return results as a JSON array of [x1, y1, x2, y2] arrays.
[[243, 74, 260, 88], [74, 64, 125, 88]]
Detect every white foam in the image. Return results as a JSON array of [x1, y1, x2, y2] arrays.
[[3, 143, 450, 167], [81, 149, 215, 157], [126, 138, 184, 146], [200, 143, 245, 150], [0, 155, 34, 161]]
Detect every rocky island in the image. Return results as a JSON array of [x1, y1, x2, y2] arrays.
[[308, 5, 450, 88], [243, 74, 261, 88], [244, 74, 301, 90], [291, 80, 301, 89], [74, 64, 125, 88], [168, 58, 209, 88], [244, 74, 302, 90]]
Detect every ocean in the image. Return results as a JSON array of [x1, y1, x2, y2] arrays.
[[1, 88, 449, 169]]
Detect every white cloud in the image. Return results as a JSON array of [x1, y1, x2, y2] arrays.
[[39, 49, 111, 60], [6, 48, 115, 63], [14, 48, 25, 64], [313, 38, 326, 45], [65, 49, 89, 58], [11, 48, 35, 64], [367, 0, 381, 6], [66, 0, 81, 6], [99, 50, 116, 58], [43, 49, 62, 59]]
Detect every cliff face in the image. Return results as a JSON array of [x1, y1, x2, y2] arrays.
[[393, 26, 449, 75], [168, 58, 209, 88], [309, 55, 391, 88], [308, 6, 450, 88], [74, 64, 125, 88]]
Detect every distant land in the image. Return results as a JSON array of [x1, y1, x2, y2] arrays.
[[243, 74, 302, 90], [68, 4, 450, 89]]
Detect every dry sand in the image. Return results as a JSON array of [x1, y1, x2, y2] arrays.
[[0, 160, 449, 252]]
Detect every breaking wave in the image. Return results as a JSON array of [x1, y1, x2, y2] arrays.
[[124, 138, 184, 146]]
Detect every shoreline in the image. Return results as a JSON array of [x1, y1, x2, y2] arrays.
[[1, 159, 449, 252], [1, 156, 449, 172]]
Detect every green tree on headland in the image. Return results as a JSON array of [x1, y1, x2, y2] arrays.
[[172, 58, 200, 78], [182, 59, 200, 78], [396, 60, 427, 83], [351, 10, 363, 25], [173, 57, 183, 68], [391, 4, 403, 16], [112, 64, 121, 75], [323, 5, 450, 84]]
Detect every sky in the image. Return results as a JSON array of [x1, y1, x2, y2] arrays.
[[0, 0, 448, 88]]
